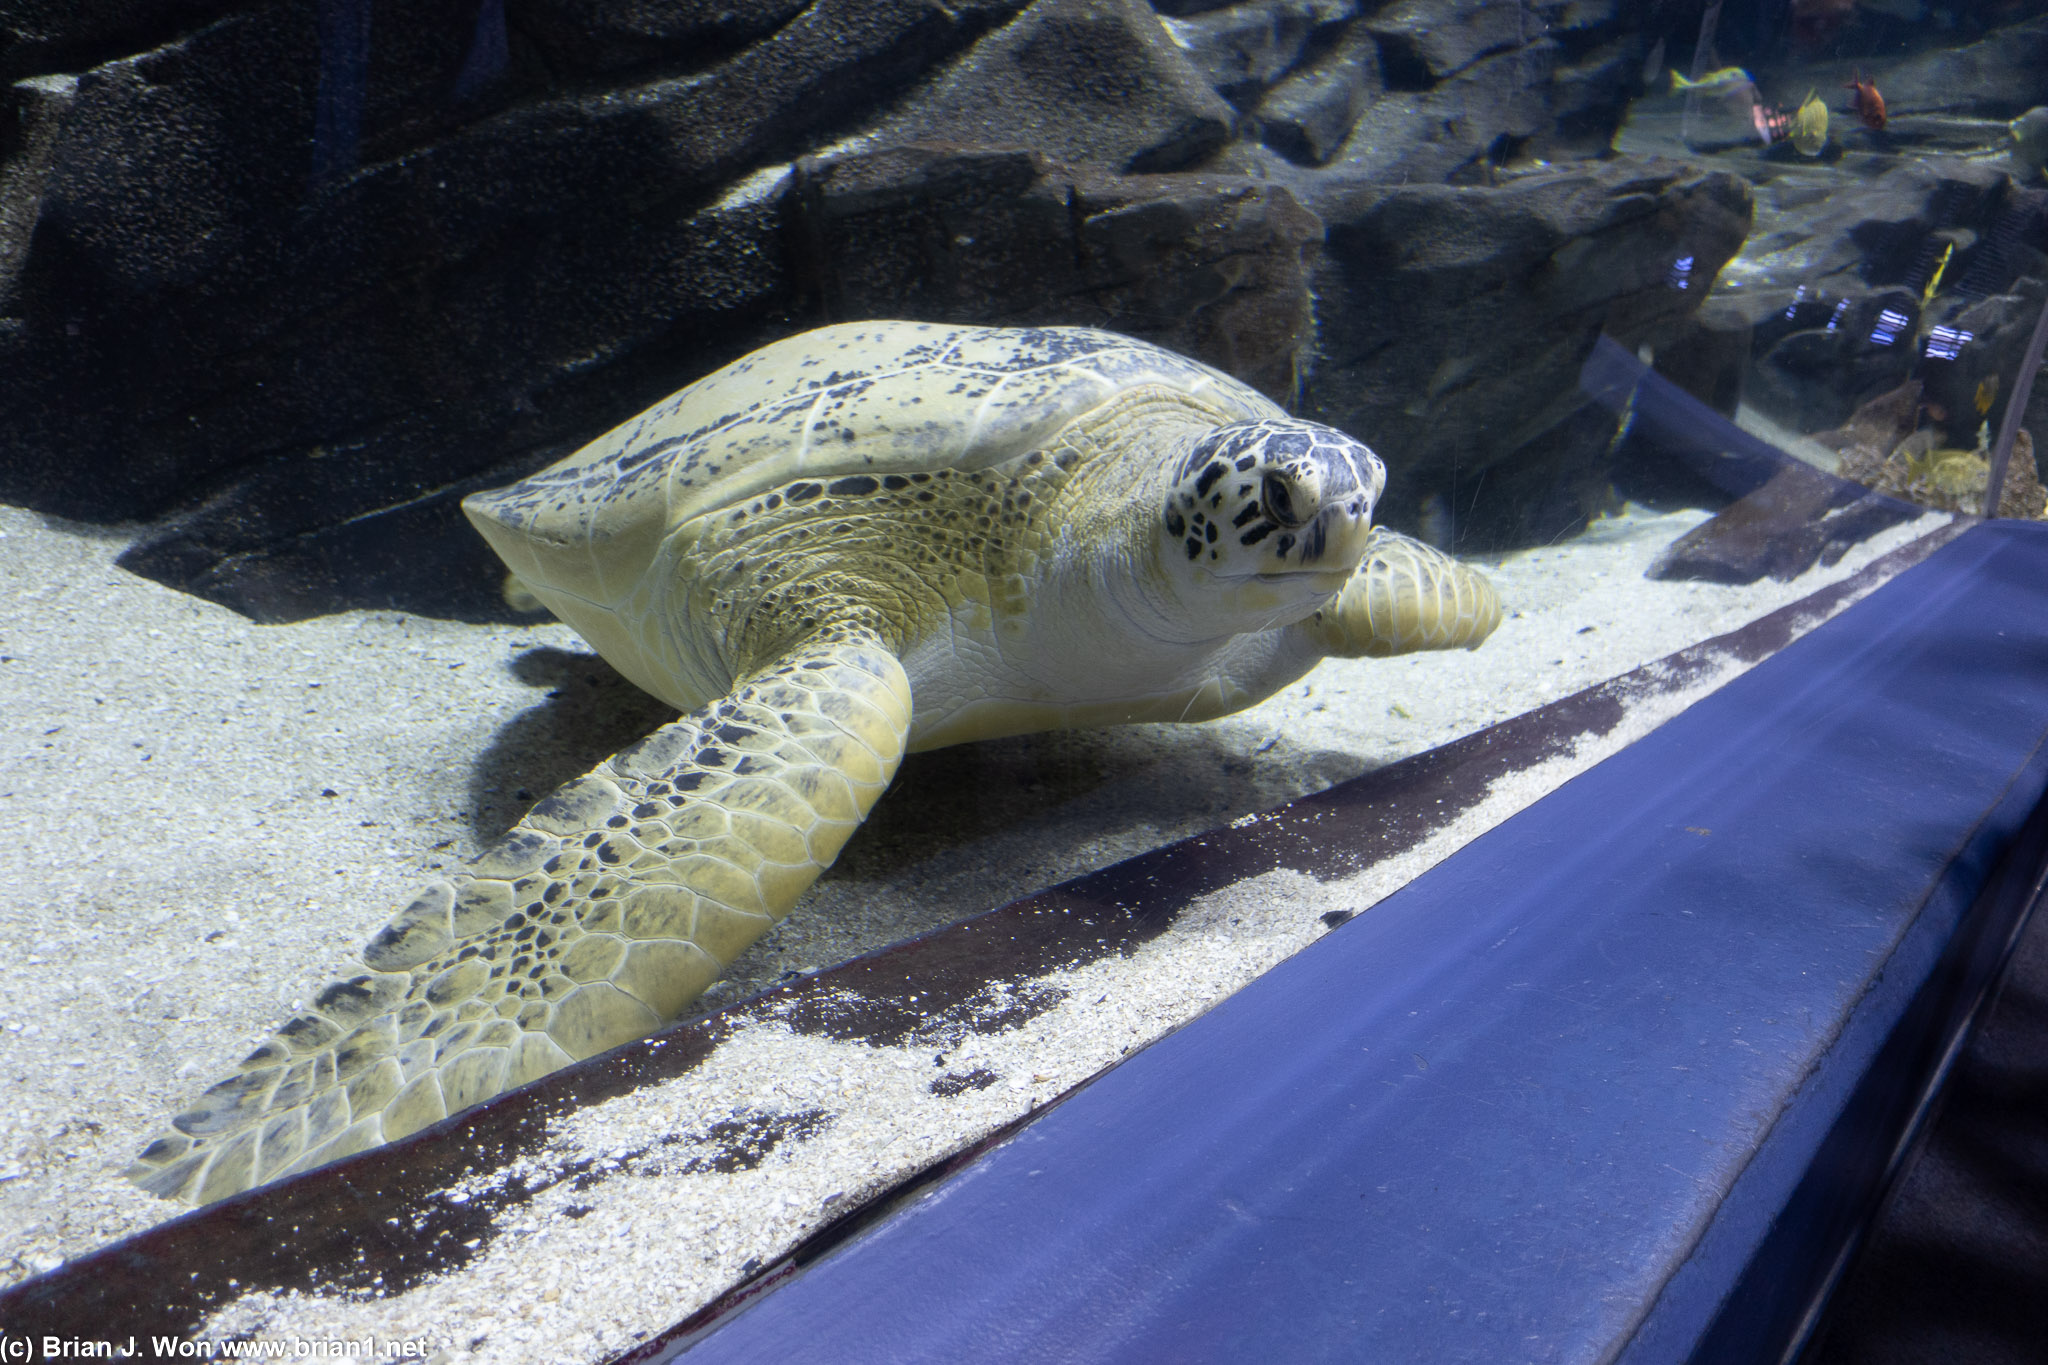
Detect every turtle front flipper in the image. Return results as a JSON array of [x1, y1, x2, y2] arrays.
[[126, 630, 911, 1204], [1294, 528, 1504, 659]]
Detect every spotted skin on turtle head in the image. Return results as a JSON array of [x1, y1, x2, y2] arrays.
[[1164, 418, 1385, 575]]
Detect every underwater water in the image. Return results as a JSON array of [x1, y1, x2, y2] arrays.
[[1, 0, 2044, 1358]]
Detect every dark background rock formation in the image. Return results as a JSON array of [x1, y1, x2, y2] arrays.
[[7, 0, 2041, 621], [1611, 6, 2048, 466], [1301, 157, 1749, 542], [789, 145, 1321, 403]]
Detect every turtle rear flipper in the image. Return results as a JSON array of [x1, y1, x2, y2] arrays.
[[127, 630, 911, 1204], [1294, 528, 1503, 659]]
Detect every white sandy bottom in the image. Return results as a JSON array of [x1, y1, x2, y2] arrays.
[[0, 503, 1946, 1359]]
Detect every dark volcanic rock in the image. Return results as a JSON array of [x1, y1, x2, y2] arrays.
[[1329, 40, 1561, 185], [0, 0, 1681, 620], [0, 74, 74, 302], [1919, 275, 2048, 464], [0, 0, 1039, 619], [793, 144, 1320, 401], [1160, 0, 1354, 107], [1580, 340, 1925, 584], [1721, 157, 2012, 432], [509, 0, 813, 79], [1254, 25, 1379, 166], [1301, 158, 1753, 549], [0, 0, 244, 84], [1365, 0, 1534, 85], [866, 0, 1235, 174], [1866, 15, 2048, 121], [1653, 299, 1753, 421], [1545, 35, 1646, 159], [1647, 464, 1921, 586], [109, 128, 1326, 621], [1165, 0, 1642, 175], [1319, 0, 1644, 187], [110, 177, 801, 623], [1751, 288, 1925, 432]]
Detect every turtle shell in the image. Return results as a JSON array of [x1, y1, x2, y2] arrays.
[[464, 320, 1277, 644]]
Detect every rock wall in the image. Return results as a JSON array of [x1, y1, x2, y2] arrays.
[[1, 0, 1706, 620], [1302, 158, 1749, 541]]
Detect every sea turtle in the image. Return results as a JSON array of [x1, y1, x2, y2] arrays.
[[127, 321, 1502, 1203]]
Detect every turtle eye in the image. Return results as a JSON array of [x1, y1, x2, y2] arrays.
[[1262, 473, 1306, 527]]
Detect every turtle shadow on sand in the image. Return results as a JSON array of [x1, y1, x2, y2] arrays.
[[466, 644, 1366, 898], [835, 725, 1368, 886], [460, 646, 679, 847], [459, 643, 1371, 1019], [460, 638, 1376, 1015], [675, 720, 1373, 1018]]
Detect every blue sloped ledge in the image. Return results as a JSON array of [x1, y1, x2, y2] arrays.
[[668, 520, 2048, 1364]]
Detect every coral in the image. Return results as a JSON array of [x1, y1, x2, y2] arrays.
[[1838, 426, 2045, 518]]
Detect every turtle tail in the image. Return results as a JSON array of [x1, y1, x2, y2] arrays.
[[127, 630, 911, 1204]]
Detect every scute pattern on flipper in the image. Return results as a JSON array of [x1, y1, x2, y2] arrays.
[[127, 632, 912, 1204], [1300, 528, 1504, 658]]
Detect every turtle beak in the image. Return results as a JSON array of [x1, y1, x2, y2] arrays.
[[1258, 515, 1373, 596], [1265, 474, 1379, 580], [1313, 501, 1377, 569]]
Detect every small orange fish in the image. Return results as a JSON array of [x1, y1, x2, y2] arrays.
[[1845, 73, 1886, 130]]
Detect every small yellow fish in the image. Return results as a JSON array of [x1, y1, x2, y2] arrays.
[[1922, 240, 1954, 306], [1670, 66, 1756, 94], [1791, 90, 1829, 156], [1976, 374, 1999, 417]]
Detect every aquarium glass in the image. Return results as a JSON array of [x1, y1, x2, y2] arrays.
[[3, 0, 2046, 1349]]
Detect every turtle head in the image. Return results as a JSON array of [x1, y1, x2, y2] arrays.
[[1160, 418, 1384, 624]]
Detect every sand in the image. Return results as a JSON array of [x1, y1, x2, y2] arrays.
[[0, 499, 1946, 1358]]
